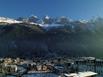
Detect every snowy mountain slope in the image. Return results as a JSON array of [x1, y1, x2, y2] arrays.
[[0, 17, 22, 24]]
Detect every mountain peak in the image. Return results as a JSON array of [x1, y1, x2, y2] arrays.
[[45, 15, 50, 19]]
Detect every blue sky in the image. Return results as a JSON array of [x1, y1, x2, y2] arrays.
[[0, 0, 103, 20]]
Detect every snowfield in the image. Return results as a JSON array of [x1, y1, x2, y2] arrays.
[[0, 17, 22, 24]]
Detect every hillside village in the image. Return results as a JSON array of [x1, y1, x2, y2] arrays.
[[0, 57, 103, 77]]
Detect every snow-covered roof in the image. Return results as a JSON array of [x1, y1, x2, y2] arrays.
[[64, 71, 97, 77]]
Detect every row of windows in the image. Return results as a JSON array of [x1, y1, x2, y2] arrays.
[[78, 66, 103, 74], [75, 61, 103, 65]]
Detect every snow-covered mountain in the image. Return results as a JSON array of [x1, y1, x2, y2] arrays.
[[0, 16, 102, 32], [0, 16, 103, 58], [0, 17, 22, 24]]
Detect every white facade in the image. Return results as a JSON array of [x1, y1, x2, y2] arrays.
[[64, 71, 97, 77], [74, 58, 103, 77]]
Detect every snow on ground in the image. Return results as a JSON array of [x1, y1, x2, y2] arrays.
[[39, 24, 61, 28]]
